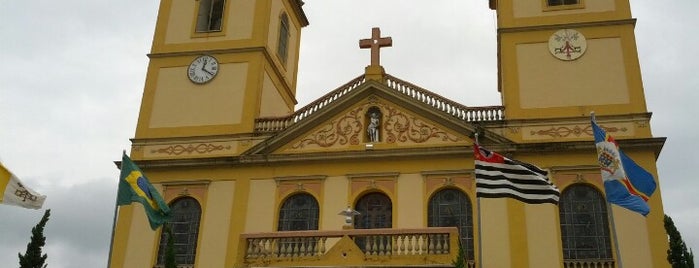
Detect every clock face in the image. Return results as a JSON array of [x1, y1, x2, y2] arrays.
[[187, 55, 219, 84], [548, 29, 587, 61]]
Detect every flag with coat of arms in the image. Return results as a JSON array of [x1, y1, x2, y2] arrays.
[[592, 116, 656, 216]]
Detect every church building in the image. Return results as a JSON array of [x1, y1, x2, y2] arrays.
[[109, 0, 670, 267]]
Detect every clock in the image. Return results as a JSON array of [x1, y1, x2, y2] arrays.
[[548, 29, 587, 61], [187, 55, 219, 84]]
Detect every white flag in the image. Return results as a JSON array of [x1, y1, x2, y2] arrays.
[[474, 144, 560, 204], [0, 162, 46, 209]]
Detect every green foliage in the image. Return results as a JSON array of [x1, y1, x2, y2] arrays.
[[19, 209, 51, 268], [452, 241, 466, 268], [665, 214, 695, 268], [164, 224, 177, 268]]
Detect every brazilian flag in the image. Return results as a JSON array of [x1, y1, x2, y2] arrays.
[[117, 153, 170, 230]]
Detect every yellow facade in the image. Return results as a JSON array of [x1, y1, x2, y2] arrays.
[[110, 0, 670, 267]]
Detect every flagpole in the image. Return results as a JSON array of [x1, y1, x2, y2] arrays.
[[593, 111, 623, 267], [476, 197, 483, 268], [606, 203, 624, 268], [474, 132, 484, 268], [106, 150, 125, 268], [106, 192, 119, 268]]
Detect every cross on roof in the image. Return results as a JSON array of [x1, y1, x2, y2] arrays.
[[359, 27, 392, 67]]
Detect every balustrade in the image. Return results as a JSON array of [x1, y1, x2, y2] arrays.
[[241, 227, 459, 266], [563, 259, 615, 268], [255, 74, 504, 133]]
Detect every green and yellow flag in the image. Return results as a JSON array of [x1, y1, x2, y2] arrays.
[[117, 153, 170, 230]]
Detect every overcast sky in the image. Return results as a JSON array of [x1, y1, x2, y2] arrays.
[[1, 1, 697, 267]]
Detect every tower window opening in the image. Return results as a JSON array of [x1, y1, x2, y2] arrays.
[[196, 0, 225, 32], [277, 13, 290, 64], [547, 0, 578, 6]]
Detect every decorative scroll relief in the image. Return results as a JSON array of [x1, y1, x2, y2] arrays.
[[523, 123, 633, 141], [143, 141, 236, 159], [424, 173, 475, 195], [383, 105, 461, 145], [162, 182, 208, 203], [289, 106, 364, 150], [275, 176, 326, 201], [350, 177, 397, 198], [552, 172, 603, 191], [284, 97, 464, 152]]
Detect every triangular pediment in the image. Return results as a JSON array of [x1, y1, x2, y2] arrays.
[[245, 75, 511, 156], [279, 94, 470, 153]]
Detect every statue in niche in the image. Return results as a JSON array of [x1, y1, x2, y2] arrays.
[[367, 112, 380, 142]]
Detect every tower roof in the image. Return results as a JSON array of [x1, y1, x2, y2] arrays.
[[292, 0, 310, 27]]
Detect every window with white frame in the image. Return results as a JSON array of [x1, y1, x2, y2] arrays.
[[196, 0, 225, 32], [277, 13, 290, 64]]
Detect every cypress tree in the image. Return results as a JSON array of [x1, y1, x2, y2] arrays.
[[665, 214, 695, 268], [452, 241, 466, 268], [164, 224, 177, 268], [19, 209, 51, 268]]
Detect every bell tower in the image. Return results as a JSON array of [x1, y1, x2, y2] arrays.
[[492, 0, 648, 120], [131, 0, 308, 159], [489, 2, 669, 268]]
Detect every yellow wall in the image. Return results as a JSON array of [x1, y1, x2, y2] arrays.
[[116, 185, 164, 268], [136, 0, 303, 141], [163, 0, 255, 45], [109, 150, 668, 267], [613, 206, 653, 267], [396, 173, 423, 228], [245, 179, 276, 232], [500, 24, 648, 119], [480, 198, 511, 267], [122, 204, 157, 268], [514, 0, 616, 18], [259, 71, 292, 117], [196, 181, 235, 268], [516, 38, 629, 109], [497, 0, 631, 28], [322, 176, 349, 230], [267, 0, 300, 87], [149, 63, 248, 128], [525, 205, 562, 267]]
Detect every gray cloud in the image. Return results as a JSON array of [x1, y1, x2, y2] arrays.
[[0, 178, 116, 268]]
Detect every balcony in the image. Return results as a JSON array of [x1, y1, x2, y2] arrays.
[[239, 227, 462, 267]]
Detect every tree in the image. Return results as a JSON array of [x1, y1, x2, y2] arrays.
[[19, 209, 51, 268], [665, 214, 695, 268], [164, 224, 177, 268], [452, 241, 467, 268]]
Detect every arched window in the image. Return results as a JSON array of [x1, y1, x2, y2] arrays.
[[156, 197, 202, 266], [559, 184, 613, 261], [276, 13, 290, 63], [428, 188, 474, 260], [354, 192, 392, 229], [196, 0, 225, 32], [278, 193, 319, 231]]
